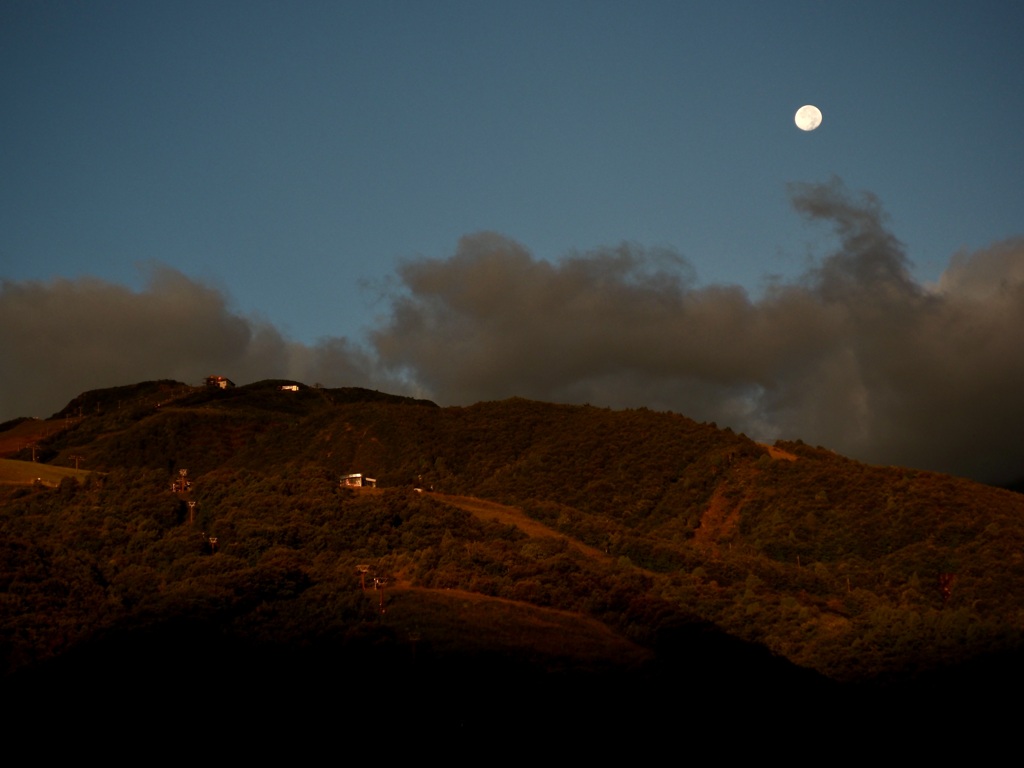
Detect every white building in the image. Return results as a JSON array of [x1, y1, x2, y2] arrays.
[[341, 473, 377, 488]]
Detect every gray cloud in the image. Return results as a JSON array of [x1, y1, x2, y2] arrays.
[[373, 178, 1024, 483], [5, 178, 1023, 483], [0, 266, 389, 420]]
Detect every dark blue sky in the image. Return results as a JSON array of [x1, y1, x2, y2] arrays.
[[5, 1, 1021, 339]]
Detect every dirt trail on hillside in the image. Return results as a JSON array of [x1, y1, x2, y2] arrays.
[[691, 445, 795, 552], [696, 448, 793, 553], [429, 493, 614, 565], [693, 486, 742, 554], [763, 444, 798, 461]]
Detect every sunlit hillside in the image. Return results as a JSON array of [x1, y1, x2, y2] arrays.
[[3, 379, 1022, 736]]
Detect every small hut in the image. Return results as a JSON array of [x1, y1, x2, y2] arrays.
[[341, 473, 377, 488], [205, 375, 235, 390]]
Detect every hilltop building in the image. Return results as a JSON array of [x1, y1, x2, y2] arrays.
[[205, 375, 235, 390], [341, 473, 377, 488]]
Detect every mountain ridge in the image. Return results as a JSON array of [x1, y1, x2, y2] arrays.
[[3, 378, 1023, 730]]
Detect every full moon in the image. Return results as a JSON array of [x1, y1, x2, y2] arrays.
[[795, 104, 822, 131]]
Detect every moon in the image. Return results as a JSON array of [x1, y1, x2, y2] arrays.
[[794, 104, 822, 131]]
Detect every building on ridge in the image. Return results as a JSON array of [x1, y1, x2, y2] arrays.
[[205, 375, 235, 389]]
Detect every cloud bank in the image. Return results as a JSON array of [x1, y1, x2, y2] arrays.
[[4, 178, 1023, 483], [372, 178, 1024, 483], [1, 267, 387, 420]]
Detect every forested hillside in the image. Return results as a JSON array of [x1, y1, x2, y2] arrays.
[[3, 379, 1022, 734]]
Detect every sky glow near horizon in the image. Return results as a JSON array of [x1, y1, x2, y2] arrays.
[[2, 1, 1024, 482]]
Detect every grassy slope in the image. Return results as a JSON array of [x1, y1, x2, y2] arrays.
[[0, 419, 67, 458], [0, 458, 90, 486]]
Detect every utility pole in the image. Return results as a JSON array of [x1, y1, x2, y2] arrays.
[[69, 454, 84, 470], [174, 468, 190, 494], [374, 577, 388, 614], [188, 500, 197, 525]]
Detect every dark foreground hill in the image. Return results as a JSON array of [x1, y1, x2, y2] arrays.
[[2, 380, 1023, 739]]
